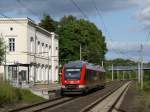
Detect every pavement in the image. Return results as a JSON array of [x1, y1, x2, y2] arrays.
[[30, 83, 61, 99]]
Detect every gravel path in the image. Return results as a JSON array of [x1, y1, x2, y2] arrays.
[[119, 81, 144, 112]]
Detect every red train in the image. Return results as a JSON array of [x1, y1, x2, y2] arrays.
[[61, 61, 105, 95]]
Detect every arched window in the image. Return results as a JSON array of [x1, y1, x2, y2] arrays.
[[37, 41, 40, 54], [45, 44, 48, 57], [42, 43, 44, 56], [49, 45, 51, 58], [30, 37, 34, 53]]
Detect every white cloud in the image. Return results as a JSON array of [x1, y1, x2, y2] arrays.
[[106, 41, 150, 62], [129, 0, 150, 28], [0, 0, 148, 27], [0, 0, 135, 20]]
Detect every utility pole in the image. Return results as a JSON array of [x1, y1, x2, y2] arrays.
[[101, 60, 104, 67], [48, 54, 50, 85], [117, 68, 119, 80], [1, 33, 6, 80], [123, 71, 125, 80], [140, 44, 143, 89], [129, 71, 131, 79], [4, 44, 6, 80], [117, 70, 119, 80], [80, 44, 82, 61], [112, 64, 114, 81], [34, 30, 37, 84], [138, 62, 141, 83]]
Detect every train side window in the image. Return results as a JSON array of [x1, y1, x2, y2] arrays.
[[87, 70, 91, 80]]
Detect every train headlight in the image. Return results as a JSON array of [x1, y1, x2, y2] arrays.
[[64, 80, 67, 83], [61, 85, 65, 88], [77, 80, 80, 83]]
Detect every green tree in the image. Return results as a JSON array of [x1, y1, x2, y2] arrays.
[[105, 58, 137, 67], [0, 38, 5, 64], [39, 14, 57, 32], [58, 15, 107, 64], [39, 15, 107, 65]]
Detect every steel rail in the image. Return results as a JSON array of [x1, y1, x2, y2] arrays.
[[9, 96, 63, 112], [34, 97, 77, 112], [8, 81, 124, 112], [108, 83, 130, 112], [80, 81, 129, 112]]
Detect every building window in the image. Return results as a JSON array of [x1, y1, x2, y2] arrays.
[[30, 37, 34, 52], [9, 38, 15, 52], [10, 27, 13, 31], [49, 45, 51, 58], [42, 43, 44, 56], [56, 47, 58, 50], [45, 44, 48, 57], [37, 41, 40, 54]]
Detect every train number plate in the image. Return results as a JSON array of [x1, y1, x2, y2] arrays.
[[67, 85, 76, 89]]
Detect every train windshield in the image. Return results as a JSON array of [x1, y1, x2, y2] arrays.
[[65, 68, 81, 80]]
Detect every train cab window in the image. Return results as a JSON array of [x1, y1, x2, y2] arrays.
[[65, 68, 81, 80]]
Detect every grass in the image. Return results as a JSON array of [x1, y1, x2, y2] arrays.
[[19, 89, 44, 103], [142, 80, 150, 111], [136, 80, 150, 112], [0, 81, 44, 107]]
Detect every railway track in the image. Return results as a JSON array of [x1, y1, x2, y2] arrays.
[[9, 96, 78, 112], [81, 81, 131, 112], [39, 81, 127, 112], [9, 81, 127, 112]]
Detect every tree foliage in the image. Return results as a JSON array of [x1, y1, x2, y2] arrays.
[[39, 15, 107, 65], [0, 38, 5, 64], [105, 58, 137, 66], [58, 15, 107, 64], [39, 14, 57, 32]]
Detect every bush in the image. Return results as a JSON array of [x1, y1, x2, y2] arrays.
[[0, 81, 44, 106], [19, 89, 43, 103], [143, 81, 150, 92], [0, 81, 20, 105]]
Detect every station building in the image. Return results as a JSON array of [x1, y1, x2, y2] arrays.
[[0, 18, 59, 87]]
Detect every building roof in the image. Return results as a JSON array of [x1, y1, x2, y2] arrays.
[[0, 17, 57, 38]]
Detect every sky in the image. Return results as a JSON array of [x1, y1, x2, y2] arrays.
[[1, 0, 150, 62]]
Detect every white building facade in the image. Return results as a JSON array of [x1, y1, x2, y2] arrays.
[[0, 18, 59, 86]]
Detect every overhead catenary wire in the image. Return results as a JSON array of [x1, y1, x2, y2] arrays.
[[69, 0, 133, 62], [69, 0, 89, 20], [92, 0, 109, 37], [0, 1, 144, 63], [142, 31, 150, 58], [16, 0, 41, 20], [91, 0, 130, 60]]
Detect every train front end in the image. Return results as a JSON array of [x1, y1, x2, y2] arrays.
[[61, 61, 86, 95]]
